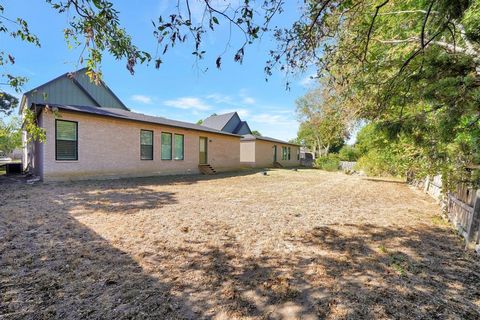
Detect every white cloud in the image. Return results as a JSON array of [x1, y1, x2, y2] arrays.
[[218, 108, 250, 118], [300, 74, 317, 88], [205, 93, 233, 104], [164, 97, 212, 111], [242, 96, 256, 105], [131, 94, 153, 104], [250, 113, 297, 126]]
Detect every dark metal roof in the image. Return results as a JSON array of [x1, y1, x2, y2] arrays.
[[36, 104, 241, 137], [241, 134, 299, 146], [233, 120, 251, 134], [201, 112, 237, 131]]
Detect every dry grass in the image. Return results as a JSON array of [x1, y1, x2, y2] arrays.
[[1, 169, 479, 319]]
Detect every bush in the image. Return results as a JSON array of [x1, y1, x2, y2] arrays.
[[338, 145, 359, 161], [355, 150, 399, 176], [315, 154, 340, 171]]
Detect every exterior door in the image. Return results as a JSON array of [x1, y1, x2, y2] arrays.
[[199, 137, 208, 164], [273, 145, 277, 162]]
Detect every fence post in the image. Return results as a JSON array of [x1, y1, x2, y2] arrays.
[[467, 189, 480, 244], [423, 176, 430, 193]]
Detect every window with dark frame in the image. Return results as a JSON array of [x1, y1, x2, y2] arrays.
[[140, 130, 153, 160], [174, 134, 184, 160], [161, 132, 172, 160], [288, 147, 291, 160], [297, 148, 300, 160], [56, 120, 78, 161], [282, 146, 287, 160]]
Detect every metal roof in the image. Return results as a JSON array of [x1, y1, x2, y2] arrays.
[[241, 134, 299, 146], [19, 68, 129, 113], [35, 104, 241, 137], [201, 112, 237, 131]]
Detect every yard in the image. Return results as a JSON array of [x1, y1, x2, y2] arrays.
[[1, 169, 479, 319]]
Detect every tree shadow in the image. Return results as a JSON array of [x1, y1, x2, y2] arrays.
[[145, 222, 480, 319], [2, 176, 479, 319], [363, 177, 406, 184], [0, 185, 196, 319]]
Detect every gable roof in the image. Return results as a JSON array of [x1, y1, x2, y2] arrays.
[[20, 68, 129, 113], [202, 112, 237, 131], [241, 134, 299, 146], [34, 103, 241, 137], [233, 120, 252, 135]]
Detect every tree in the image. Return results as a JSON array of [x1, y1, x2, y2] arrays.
[[0, 116, 22, 154], [310, 0, 480, 185], [251, 130, 262, 136], [1, 0, 149, 114], [295, 86, 348, 157]]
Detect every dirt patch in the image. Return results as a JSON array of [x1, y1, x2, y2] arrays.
[[1, 169, 479, 319]]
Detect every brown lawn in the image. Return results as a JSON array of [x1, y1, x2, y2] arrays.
[[1, 169, 479, 319]]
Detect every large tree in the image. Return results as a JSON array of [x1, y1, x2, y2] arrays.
[[296, 86, 348, 157]]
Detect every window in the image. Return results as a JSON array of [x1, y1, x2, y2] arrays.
[[282, 146, 287, 160], [161, 132, 172, 160], [288, 147, 291, 160], [297, 148, 300, 160], [56, 120, 78, 160], [140, 130, 153, 160], [174, 134, 184, 160]]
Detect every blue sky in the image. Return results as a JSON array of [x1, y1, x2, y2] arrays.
[[1, 0, 318, 141]]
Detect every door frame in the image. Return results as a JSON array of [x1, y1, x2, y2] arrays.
[[199, 136, 208, 164]]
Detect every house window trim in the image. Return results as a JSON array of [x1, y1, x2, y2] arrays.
[[161, 132, 173, 160], [140, 129, 154, 161], [173, 133, 184, 161], [287, 147, 291, 160], [55, 119, 78, 161]]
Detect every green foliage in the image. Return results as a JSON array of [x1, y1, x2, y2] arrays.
[[23, 109, 46, 143], [251, 130, 262, 136], [0, 116, 22, 153], [287, 0, 480, 187], [296, 87, 348, 157], [338, 145, 359, 161], [0, 92, 19, 116], [315, 154, 340, 172]]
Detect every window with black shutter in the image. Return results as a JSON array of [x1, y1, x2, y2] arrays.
[[140, 130, 153, 160], [56, 120, 78, 160]]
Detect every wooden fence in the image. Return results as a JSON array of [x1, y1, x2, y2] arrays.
[[422, 175, 480, 251]]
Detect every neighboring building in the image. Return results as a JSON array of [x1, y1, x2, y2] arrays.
[[21, 69, 241, 181], [201, 112, 300, 168], [202, 112, 252, 135], [240, 134, 300, 168]]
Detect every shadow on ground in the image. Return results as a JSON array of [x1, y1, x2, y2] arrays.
[[1, 172, 479, 319]]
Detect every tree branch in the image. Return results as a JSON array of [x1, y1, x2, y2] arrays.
[[421, 1, 435, 48], [364, 0, 390, 62]]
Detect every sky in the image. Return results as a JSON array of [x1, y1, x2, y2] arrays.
[[1, 0, 319, 141]]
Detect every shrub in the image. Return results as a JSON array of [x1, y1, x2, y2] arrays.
[[355, 150, 399, 176], [315, 154, 340, 171], [338, 145, 359, 161]]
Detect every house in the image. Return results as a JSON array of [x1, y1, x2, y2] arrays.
[[201, 112, 300, 168], [21, 69, 241, 181]]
